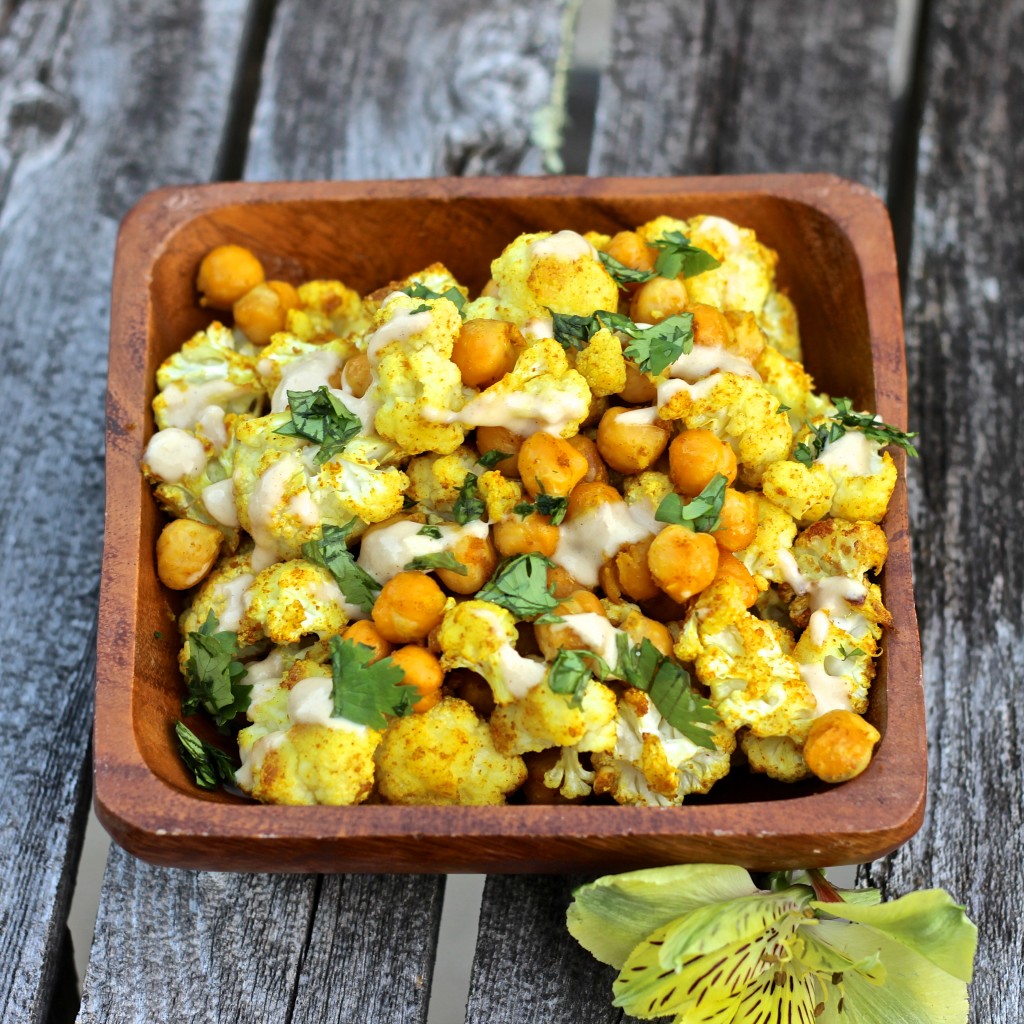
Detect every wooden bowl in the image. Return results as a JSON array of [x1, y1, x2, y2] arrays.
[[97, 175, 925, 873]]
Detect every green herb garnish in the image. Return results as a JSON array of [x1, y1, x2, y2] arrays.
[[476, 553, 561, 621], [182, 611, 251, 730], [655, 473, 727, 533], [513, 490, 570, 526], [477, 448, 509, 470], [452, 473, 486, 524], [302, 520, 381, 614], [598, 250, 657, 288], [547, 649, 612, 706], [405, 551, 467, 575], [549, 309, 603, 351], [549, 309, 693, 375], [417, 524, 443, 539], [650, 230, 722, 279], [401, 282, 467, 315], [275, 386, 362, 464], [328, 636, 418, 729], [832, 397, 920, 456], [175, 721, 239, 791]]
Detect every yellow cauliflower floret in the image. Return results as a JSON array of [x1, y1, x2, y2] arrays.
[[722, 310, 767, 362], [761, 460, 836, 524], [375, 697, 526, 805], [490, 680, 618, 756], [404, 448, 480, 514], [793, 617, 876, 721], [734, 494, 798, 587], [462, 295, 500, 321], [489, 230, 619, 324], [238, 558, 348, 646], [758, 289, 802, 361], [289, 279, 371, 343], [574, 327, 627, 398], [741, 733, 811, 783], [660, 372, 793, 487], [791, 518, 889, 581], [363, 263, 468, 318], [753, 345, 829, 429], [478, 470, 523, 521], [543, 745, 597, 800], [314, 453, 409, 525], [368, 293, 466, 455], [591, 689, 735, 806], [828, 449, 897, 523], [621, 471, 674, 517]]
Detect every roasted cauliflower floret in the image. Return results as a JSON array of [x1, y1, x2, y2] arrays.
[[734, 493, 799, 586], [543, 745, 597, 800], [761, 460, 836, 524], [404, 447, 480, 514], [238, 558, 348, 646], [753, 345, 828, 429], [757, 289, 802, 361], [287, 279, 371, 343], [592, 688, 734, 806], [153, 321, 264, 430], [178, 549, 256, 640], [490, 229, 619, 323], [574, 327, 627, 398], [477, 470, 524, 521], [741, 733, 811, 783], [490, 680, 618, 756], [314, 453, 409, 525], [375, 696, 526, 805], [791, 518, 889, 581], [793, 616, 876, 720], [254, 333, 353, 411], [806, 422, 898, 522]]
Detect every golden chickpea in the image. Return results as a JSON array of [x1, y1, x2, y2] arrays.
[[566, 481, 621, 521], [603, 231, 657, 280], [547, 565, 582, 599], [156, 519, 223, 590], [712, 552, 759, 609], [371, 571, 447, 643], [451, 319, 520, 388], [493, 513, 560, 559], [341, 620, 392, 663], [521, 748, 580, 804], [267, 279, 300, 311], [621, 612, 674, 657], [599, 562, 623, 603], [583, 394, 609, 429], [630, 276, 688, 324], [669, 429, 738, 496], [447, 668, 495, 718], [341, 353, 373, 398], [196, 244, 264, 310], [390, 645, 444, 713], [535, 591, 606, 661], [566, 434, 608, 483], [615, 538, 660, 602], [803, 710, 881, 784], [596, 406, 671, 474], [518, 432, 589, 498], [688, 302, 734, 350], [436, 532, 498, 594], [713, 488, 758, 552], [619, 361, 658, 404], [232, 282, 289, 345], [475, 425, 523, 478], [647, 526, 719, 603]]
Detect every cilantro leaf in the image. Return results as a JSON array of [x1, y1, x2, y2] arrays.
[[401, 282, 467, 315], [302, 521, 381, 614], [793, 419, 846, 467], [655, 473, 728, 533], [477, 448, 509, 470], [329, 636, 418, 729], [777, 403, 791, 414], [598, 250, 657, 288], [547, 648, 612, 706], [417, 525, 443, 539], [615, 635, 720, 748], [838, 645, 867, 659], [832, 397, 920, 457], [476, 553, 561, 620], [513, 490, 570, 526], [405, 551, 467, 575], [618, 314, 694, 375], [175, 721, 239, 791], [549, 309, 603, 351], [452, 473, 486, 524], [275, 386, 362, 464], [182, 611, 251, 730], [651, 230, 722, 279]]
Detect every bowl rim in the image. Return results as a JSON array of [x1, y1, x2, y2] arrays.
[[96, 173, 925, 873]]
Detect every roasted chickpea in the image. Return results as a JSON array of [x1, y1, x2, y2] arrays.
[[521, 748, 580, 804], [583, 394, 609, 429], [547, 565, 582, 599], [598, 562, 623, 603], [615, 538, 660, 602], [603, 231, 657, 279], [630, 276, 688, 324], [596, 406, 671, 474], [156, 520, 223, 590], [668, 429, 738, 496], [451, 319, 520, 388], [371, 571, 447, 643], [803, 710, 880, 784], [620, 612, 673, 657], [493, 513, 560, 558], [566, 434, 608, 483], [619, 361, 658, 404], [518, 432, 589, 497], [647, 525, 719, 602], [446, 668, 495, 718], [390, 645, 444, 713], [341, 621, 392, 662], [476, 425, 524, 478], [566, 481, 621, 521], [714, 488, 758, 551], [712, 552, 759, 608], [436, 532, 498, 594], [688, 302, 735, 350], [232, 280, 298, 345], [535, 590, 606, 661], [341, 353, 373, 398], [196, 244, 264, 309]]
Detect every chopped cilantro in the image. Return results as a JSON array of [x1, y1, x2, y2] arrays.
[[477, 448, 509, 470], [513, 490, 570, 526], [777, 403, 791, 415], [650, 230, 721, 279], [302, 521, 381, 614], [452, 473, 486, 524], [328, 636, 418, 729], [401, 281, 467, 315], [182, 611, 251, 731], [417, 524, 443, 539], [549, 308, 693, 375], [793, 419, 846, 467], [549, 309, 602, 351], [175, 721, 239, 791], [274, 386, 362, 464], [832, 397, 920, 456], [547, 649, 612, 706], [405, 551, 467, 575], [598, 250, 657, 288], [655, 473, 728, 533], [838, 645, 867, 659], [476, 553, 561, 621]]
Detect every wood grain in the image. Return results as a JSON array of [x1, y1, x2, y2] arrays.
[[862, 0, 1024, 1019], [0, 1, 251, 1021]]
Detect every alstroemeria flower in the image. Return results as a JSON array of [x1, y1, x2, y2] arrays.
[[567, 864, 976, 1024]]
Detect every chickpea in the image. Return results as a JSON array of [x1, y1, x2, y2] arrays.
[[583, 394, 609, 429], [341, 353, 373, 398], [436, 532, 498, 594], [647, 525, 719, 603], [521, 748, 580, 804], [475, 425, 523, 478], [596, 406, 671, 475], [598, 562, 623, 603], [447, 668, 495, 718], [156, 519, 222, 590], [688, 302, 734, 350], [493, 513, 560, 559], [640, 592, 689, 623], [341, 620, 392, 662], [232, 281, 296, 345], [602, 231, 657, 280], [615, 538, 660, 601], [714, 488, 758, 552], [196, 244, 264, 310], [518, 432, 589, 498], [803, 710, 880, 784], [669, 429, 738, 496], [566, 481, 621, 521], [630, 276, 688, 324], [371, 571, 447, 643], [619, 361, 658, 404], [546, 565, 581, 599], [390, 645, 444, 713], [712, 552, 759, 609], [267, 279, 300, 311], [566, 434, 608, 483], [535, 590, 606, 662], [451, 319, 520, 388], [620, 611, 673, 657]]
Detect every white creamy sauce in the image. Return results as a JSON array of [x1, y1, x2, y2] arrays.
[[357, 518, 490, 584], [202, 479, 239, 527], [288, 488, 320, 529], [270, 350, 344, 413], [560, 613, 622, 668], [668, 345, 760, 383], [808, 609, 831, 647], [213, 572, 255, 632], [196, 405, 228, 452], [522, 316, 554, 341], [246, 453, 305, 555], [495, 645, 548, 699], [528, 230, 596, 262], [800, 662, 854, 715], [656, 375, 720, 409], [776, 549, 810, 594], [251, 543, 279, 573], [614, 405, 660, 426], [143, 427, 207, 483], [553, 500, 657, 587], [235, 730, 285, 791], [245, 648, 290, 710], [777, 550, 869, 637], [815, 430, 881, 477], [313, 576, 366, 622], [366, 308, 434, 364], [160, 379, 247, 431], [286, 675, 371, 732], [434, 387, 589, 438]]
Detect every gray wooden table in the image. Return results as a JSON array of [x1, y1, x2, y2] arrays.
[[0, 1, 1019, 1020]]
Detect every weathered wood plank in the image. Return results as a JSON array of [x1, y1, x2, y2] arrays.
[[862, 0, 1024, 1020], [0, 2, 252, 1021], [245, 0, 574, 180], [588, 0, 899, 191]]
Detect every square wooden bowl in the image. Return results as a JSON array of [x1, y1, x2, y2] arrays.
[[97, 174, 925, 873]]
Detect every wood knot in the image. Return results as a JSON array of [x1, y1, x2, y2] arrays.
[[1, 80, 78, 158]]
